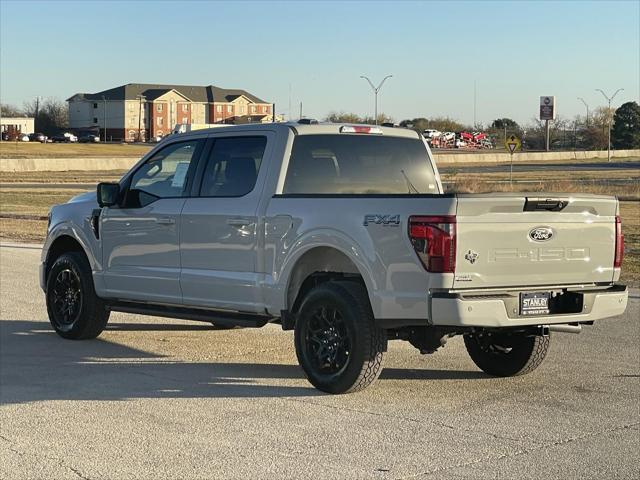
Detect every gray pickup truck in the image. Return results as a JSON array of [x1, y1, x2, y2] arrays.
[[41, 122, 628, 393]]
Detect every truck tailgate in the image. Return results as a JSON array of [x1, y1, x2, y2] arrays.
[[453, 194, 618, 289]]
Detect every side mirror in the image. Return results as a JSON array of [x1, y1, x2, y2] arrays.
[[97, 182, 120, 207]]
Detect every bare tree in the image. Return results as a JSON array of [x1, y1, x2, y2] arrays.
[[0, 104, 23, 117]]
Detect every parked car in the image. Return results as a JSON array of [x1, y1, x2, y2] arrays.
[[29, 133, 48, 143], [78, 134, 100, 143], [40, 121, 628, 394], [18, 133, 30, 142], [51, 132, 78, 143]]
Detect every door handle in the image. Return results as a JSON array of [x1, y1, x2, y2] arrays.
[[226, 218, 252, 227], [156, 217, 176, 225]]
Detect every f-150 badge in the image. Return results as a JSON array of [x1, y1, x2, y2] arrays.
[[465, 250, 479, 264], [363, 214, 401, 227]]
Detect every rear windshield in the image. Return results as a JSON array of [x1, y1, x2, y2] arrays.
[[283, 134, 439, 194]]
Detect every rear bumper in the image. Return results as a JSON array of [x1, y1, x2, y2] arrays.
[[430, 285, 628, 328]]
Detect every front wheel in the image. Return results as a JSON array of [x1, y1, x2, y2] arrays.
[[464, 331, 550, 377], [46, 252, 110, 339], [294, 281, 386, 394]]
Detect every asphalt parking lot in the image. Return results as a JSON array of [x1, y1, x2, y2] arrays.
[[1, 244, 638, 479]]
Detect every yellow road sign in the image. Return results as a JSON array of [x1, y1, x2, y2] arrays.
[[504, 135, 521, 154]]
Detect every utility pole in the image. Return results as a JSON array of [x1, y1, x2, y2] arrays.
[[136, 95, 146, 142], [299, 101, 303, 119], [595, 88, 623, 162], [577, 97, 590, 127], [473, 80, 477, 129], [102, 96, 107, 142], [360, 74, 393, 125]]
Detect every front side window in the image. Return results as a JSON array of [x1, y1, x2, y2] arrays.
[[156, 103, 163, 112], [127, 140, 202, 207], [283, 135, 438, 195], [199, 136, 267, 197]]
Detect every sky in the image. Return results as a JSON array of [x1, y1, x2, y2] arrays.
[[1, 0, 639, 126]]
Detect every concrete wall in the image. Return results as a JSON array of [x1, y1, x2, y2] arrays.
[[0, 157, 140, 172], [1, 149, 639, 172], [433, 149, 640, 164]]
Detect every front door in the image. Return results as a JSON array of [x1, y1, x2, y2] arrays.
[[180, 133, 272, 312], [101, 139, 204, 304]]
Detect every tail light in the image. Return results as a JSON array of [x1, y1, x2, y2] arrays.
[[409, 215, 456, 273], [614, 215, 624, 268]]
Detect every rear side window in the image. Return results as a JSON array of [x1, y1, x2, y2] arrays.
[[199, 136, 267, 197], [283, 135, 438, 194]]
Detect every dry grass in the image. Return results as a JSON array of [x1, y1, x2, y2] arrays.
[[0, 217, 47, 242], [0, 170, 126, 184], [0, 175, 638, 286], [0, 188, 85, 216], [619, 202, 639, 286], [0, 142, 151, 158], [445, 178, 640, 198]]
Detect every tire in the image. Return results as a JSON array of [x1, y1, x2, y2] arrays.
[[464, 331, 550, 377], [294, 281, 386, 394], [46, 252, 110, 340]]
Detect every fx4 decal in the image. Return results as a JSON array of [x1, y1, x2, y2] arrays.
[[363, 214, 401, 227]]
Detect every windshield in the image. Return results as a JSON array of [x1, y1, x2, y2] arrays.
[[283, 134, 439, 194]]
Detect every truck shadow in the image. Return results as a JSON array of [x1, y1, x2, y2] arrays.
[[0, 320, 486, 406]]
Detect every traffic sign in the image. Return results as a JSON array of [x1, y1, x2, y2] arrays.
[[504, 134, 521, 154], [539, 96, 556, 120]]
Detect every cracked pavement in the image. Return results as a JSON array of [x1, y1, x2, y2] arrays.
[[1, 245, 639, 479]]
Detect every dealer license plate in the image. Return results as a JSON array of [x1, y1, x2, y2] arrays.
[[520, 292, 550, 316]]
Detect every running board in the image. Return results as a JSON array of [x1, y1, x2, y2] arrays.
[[107, 301, 273, 328]]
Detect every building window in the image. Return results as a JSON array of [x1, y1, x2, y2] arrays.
[[157, 104, 163, 112], [263, 105, 268, 113], [129, 103, 134, 110], [216, 105, 222, 113], [93, 117, 98, 124], [157, 117, 164, 126], [130, 117, 136, 126], [251, 106, 256, 113], [182, 104, 188, 112], [227, 105, 232, 113], [181, 117, 188, 124], [240, 106, 245, 114], [93, 103, 98, 109]]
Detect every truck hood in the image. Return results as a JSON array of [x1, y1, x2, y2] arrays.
[[68, 190, 96, 203]]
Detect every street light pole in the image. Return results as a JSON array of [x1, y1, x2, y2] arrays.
[[360, 75, 393, 125], [595, 88, 623, 162], [577, 97, 590, 127]]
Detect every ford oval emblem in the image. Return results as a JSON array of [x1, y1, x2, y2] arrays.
[[529, 227, 554, 242]]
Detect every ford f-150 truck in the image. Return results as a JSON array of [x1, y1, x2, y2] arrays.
[[41, 121, 628, 393]]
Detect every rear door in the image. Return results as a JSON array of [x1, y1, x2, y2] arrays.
[[179, 132, 273, 312], [101, 139, 204, 303], [454, 194, 618, 289]]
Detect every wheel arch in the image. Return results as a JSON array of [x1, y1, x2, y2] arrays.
[[44, 234, 90, 281], [286, 246, 370, 315]]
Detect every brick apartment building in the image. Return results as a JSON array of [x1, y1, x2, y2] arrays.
[[67, 83, 274, 141]]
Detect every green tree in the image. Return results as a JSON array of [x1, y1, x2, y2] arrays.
[[611, 101, 640, 149], [490, 118, 519, 130]]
